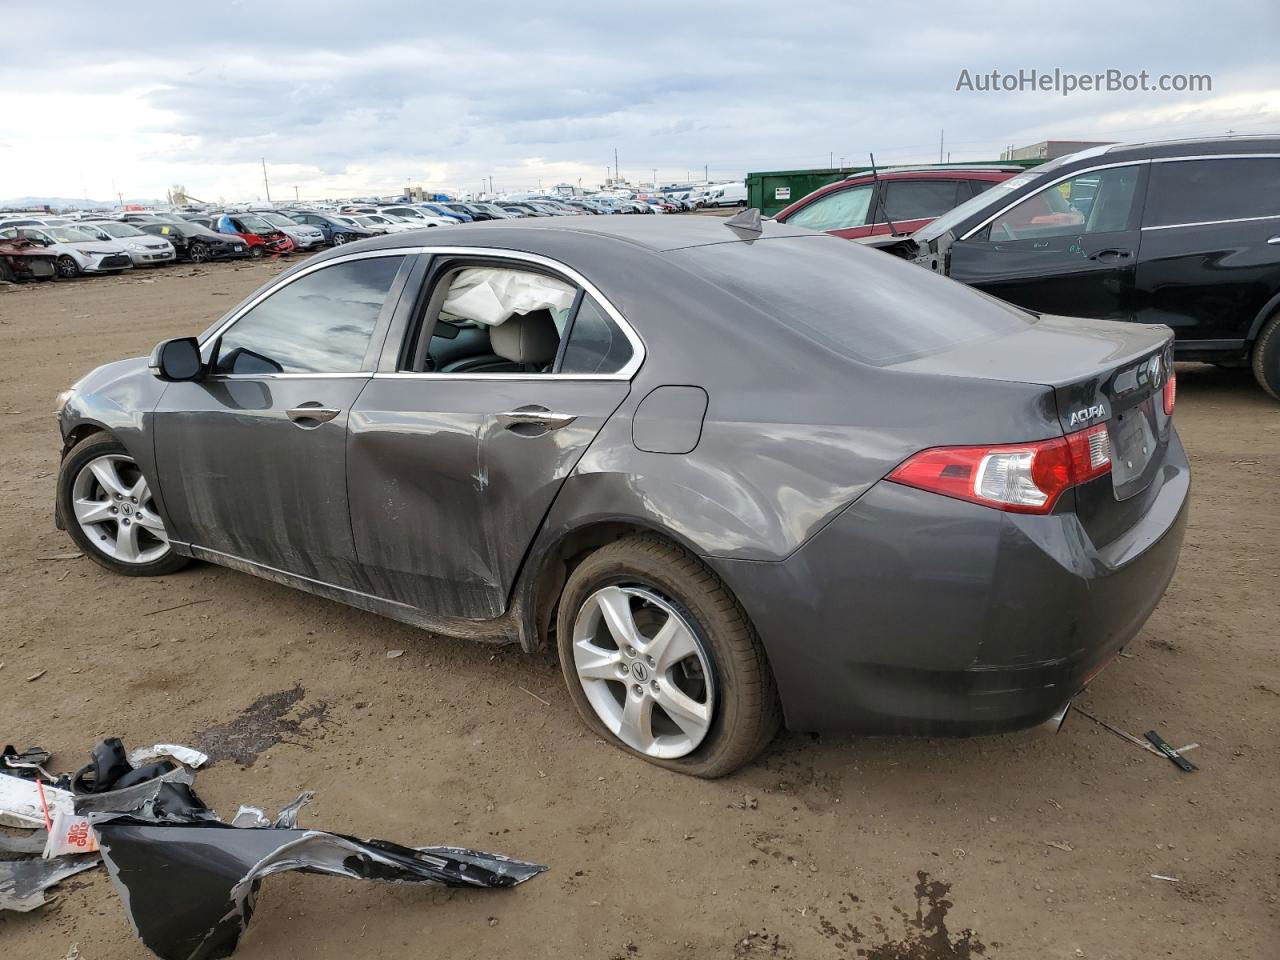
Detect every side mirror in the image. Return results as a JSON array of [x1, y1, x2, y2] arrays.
[[149, 337, 204, 382]]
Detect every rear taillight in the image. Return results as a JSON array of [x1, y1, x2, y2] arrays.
[[888, 424, 1111, 515], [1163, 371, 1176, 416]]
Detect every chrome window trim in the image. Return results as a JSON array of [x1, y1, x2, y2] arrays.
[[198, 245, 645, 382], [198, 247, 420, 352], [1147, 152, 1280, 163], [960, 160, 1149, 241], [1142, 212, 1280, 231]]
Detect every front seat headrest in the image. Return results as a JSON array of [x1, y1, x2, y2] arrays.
[[489, 309, 560, 366]]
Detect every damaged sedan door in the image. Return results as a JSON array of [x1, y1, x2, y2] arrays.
[[151, 254, 412, 585], [346, 255, 639, 620]]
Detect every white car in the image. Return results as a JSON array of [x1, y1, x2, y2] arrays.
[[77, 221, 176, 266], [350, 213, 422, 234], [0, 224, 133, 277], [375, 205, 453, 228], [257, 212, 326, 250]]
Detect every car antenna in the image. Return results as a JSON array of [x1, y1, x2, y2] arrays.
[[723, 206, 763, 236], [868, 152, 900, 237]]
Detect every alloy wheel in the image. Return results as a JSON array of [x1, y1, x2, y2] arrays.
[[55, 255, 79, 278], [70, 454, 171, 564], [189, 243, 209, 263], [571, 585, 715, 759]]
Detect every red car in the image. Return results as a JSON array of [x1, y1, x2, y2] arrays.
[[774, 166, 1023, 239], [0, 236, 57, 282], [214, 213, 296, 258]]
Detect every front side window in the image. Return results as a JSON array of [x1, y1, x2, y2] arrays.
[[214, 256, 404, 375], [1143, 157, 1280, 228], [880, 180, 963, 222], [986, 165, 1140, 241], [785, 184, 873, 231]]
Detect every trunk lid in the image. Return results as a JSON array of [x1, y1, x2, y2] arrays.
[[892, 314, 1176, 537]]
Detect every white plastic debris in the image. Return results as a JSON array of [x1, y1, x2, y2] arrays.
[[0, 773, 75, 829], [126, 744, 209, 769]]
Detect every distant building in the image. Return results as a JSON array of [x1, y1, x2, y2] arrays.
[[1004, 140, 1114, 161]]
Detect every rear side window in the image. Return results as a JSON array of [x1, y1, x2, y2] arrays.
[[880, 180, 963, 221], [560, 297, 633, 374], [676, 236, 1034, 366], [214, 256, 404, 374], [1143, 157, 1280, 227]]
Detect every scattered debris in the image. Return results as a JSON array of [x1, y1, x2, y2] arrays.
[[1044, 840, 1074, 853], [142, 598, 213, 617], [1074, 707, 1201, 763], [0, 856, 98, 912], [518, 685, 551, 707], [731, 795, 759, 810], [126, 744, 209, 770], [34, 553, 82, 561], [1144, 731, 1198, 772], [25, 671, 46, 683], [1150, 873, 1181, 883], [385, 649, 405, 659], [94, 790, 546, 960]]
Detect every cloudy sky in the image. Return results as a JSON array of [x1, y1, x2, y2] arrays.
[[2, 0, 1277, 203]]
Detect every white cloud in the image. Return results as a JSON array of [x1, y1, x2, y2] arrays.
[[1, 0, 1277, 203]]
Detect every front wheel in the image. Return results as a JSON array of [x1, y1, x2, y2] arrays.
[[555, 534, 780, 778], [57, 434, 189, 577], [332, 233, 349, 245], [189, 242, 210, 263], [1252, 313, 1280, 401], [55, 255, 80, 278], [249, 245, 266, 259]]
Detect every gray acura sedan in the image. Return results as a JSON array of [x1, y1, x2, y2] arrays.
[[54, 216, 1189, 777]]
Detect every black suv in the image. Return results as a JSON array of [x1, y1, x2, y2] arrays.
[[874, 136, 1280, 398]]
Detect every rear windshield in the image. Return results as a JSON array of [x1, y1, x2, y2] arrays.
[[674, 236, 1035, 366]]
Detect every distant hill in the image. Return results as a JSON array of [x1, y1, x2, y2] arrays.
[[0, 196, 161, 211]]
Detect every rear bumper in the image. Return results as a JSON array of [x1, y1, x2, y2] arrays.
[[709, 430, 1190, 735]]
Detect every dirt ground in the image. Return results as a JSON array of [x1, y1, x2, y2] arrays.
[[1, 258, 1277, 960]]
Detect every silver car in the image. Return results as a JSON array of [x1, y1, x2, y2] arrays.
[[78, 221, 176, 266], [257, 212, 326, 250]]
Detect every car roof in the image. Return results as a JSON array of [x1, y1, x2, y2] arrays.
[[1095, 134, 1280, 161], [303, 213, 817, 263]]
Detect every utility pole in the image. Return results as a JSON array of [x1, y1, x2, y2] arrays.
[[294, 185, 299, 203], [939, 130, 944, 163], [615, 148, 620, 183], [261, 158, 272, 204], [652, 168, 656, 188], [704, 163, 708, 182], [829, 151, 833, 169]]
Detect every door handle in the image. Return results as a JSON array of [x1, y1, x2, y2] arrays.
[[497, 406, 577, 431], [286, 405, 341, 425], [1088, 248, 1132, 262], [1267, 235, 1280, 245]]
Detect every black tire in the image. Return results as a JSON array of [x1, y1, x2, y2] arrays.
[[189, 242, 210, 263], [249, 245, 266, 259], [55, 255, 80, 278], [332, 233, 349, 245], [555, 534, 781, 778], [0, 258, 13, 283], [1252, 313, 1280, 401], [57, 433, 189, 577]]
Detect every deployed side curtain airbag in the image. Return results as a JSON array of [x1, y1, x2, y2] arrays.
[[441, 268, 575, 327]]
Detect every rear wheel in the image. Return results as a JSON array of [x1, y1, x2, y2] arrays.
[[57, 434, 188, 577], [555, 534, 780, 778], [1252, 313, 1280, 400], [55, 255, 80, 278]]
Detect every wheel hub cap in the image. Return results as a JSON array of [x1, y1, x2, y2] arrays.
[[572, 585, 715, 759], [70, 453, 170, 565]]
